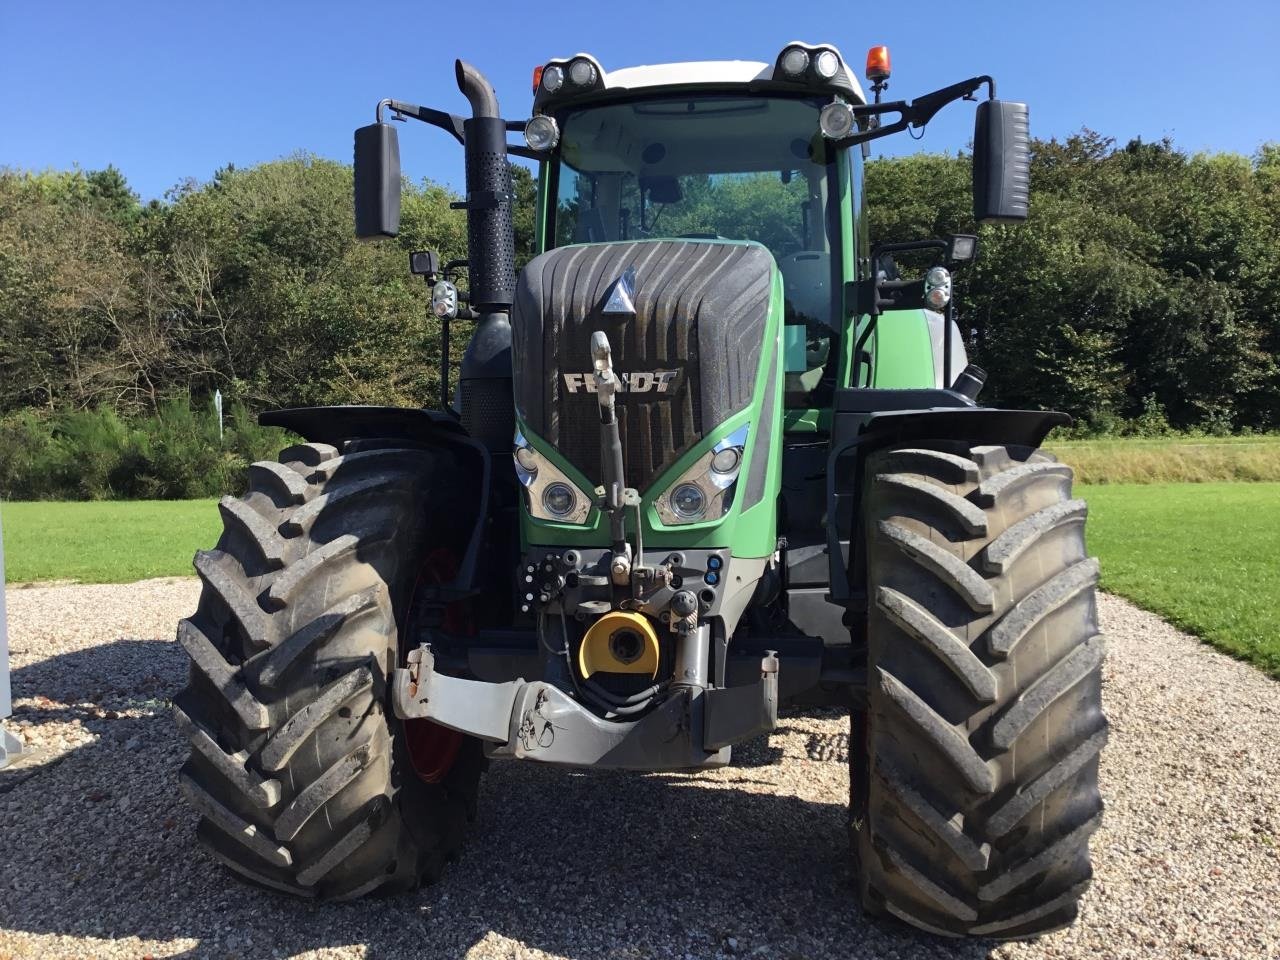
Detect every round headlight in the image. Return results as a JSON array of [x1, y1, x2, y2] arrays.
[[514, 446, 539, 472], [711, 447, 741, 474], [541, 64, 564, 93], [671, 483, 706, 520], [814, 49, 840, 79], [779, 46, 810, 77], [524, 115, 560, 152], [819, 101, 855, 140], [542, 482, 576, 517], [568, 58, 598, 86]]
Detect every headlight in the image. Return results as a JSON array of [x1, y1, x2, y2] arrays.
[[514, 445, 539, 473], [514, 429, 591, 524], [819, 100, 855, 140], [710, 447, 741, 475], [542, 482, 577, 518], [655, 424, 749, 526], [670, 484, 706, 520], [524, 115, 560, 152]]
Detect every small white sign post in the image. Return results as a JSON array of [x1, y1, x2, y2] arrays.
[[0, 509, 22, 769], [214, 389, 224, 443]]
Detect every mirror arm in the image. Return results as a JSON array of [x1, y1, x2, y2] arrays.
[[374, 100, 541, 159], [378, 98, 466, 144], [841, 75, 996, 147]]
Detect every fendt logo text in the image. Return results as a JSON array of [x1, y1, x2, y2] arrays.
[[562, 371, 680, 394]]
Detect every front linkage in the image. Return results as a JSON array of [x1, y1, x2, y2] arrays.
[[394, 329, 780, 768]]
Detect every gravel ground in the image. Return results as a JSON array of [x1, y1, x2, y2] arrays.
[[1, 580, 1277, 960]]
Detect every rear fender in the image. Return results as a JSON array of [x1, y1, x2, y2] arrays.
[[823, 391, 1070, 603], [260, 406, 492, 596]]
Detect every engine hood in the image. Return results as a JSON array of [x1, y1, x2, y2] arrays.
[[511, 239, 776, 495]]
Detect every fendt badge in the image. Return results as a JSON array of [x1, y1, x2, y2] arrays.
[[562, 371, 679, 394]]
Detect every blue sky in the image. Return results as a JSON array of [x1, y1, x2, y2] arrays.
[[2, 0, 1276, 200]]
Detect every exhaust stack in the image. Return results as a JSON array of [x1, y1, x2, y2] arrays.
[[454, 59, 515, 448]]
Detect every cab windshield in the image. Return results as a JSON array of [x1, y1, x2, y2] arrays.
[[547, 94, 843, 408]]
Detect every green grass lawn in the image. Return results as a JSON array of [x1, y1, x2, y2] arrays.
[[2, 482, 1278, 677], [1, 499, 219, 584], [1079, 482, 1280, 677]]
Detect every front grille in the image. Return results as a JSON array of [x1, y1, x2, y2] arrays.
[[512, 240, 773, 491]]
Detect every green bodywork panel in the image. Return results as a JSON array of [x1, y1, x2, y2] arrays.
[[518, 260, 784, 560], [870, 308, 938, 387]]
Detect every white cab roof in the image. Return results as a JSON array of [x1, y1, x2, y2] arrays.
[[564, 49, 866, 105]]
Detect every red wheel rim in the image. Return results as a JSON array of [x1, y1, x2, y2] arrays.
[[402, 549, 467, 784]]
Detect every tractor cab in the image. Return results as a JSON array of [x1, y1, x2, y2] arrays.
[[530, 51, 869, 416]]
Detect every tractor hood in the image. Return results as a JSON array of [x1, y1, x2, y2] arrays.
[[511, 239, 783, 555], [513, 240, 772, 491]]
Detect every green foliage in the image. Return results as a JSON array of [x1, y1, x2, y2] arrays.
[[867, 132, 1280, 430], [0, 154, 541, 421], [0, 401, 290, 500]]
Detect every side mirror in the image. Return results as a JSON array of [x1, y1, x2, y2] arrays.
[[973, 100, 1030, 224], [354, 122, 401, 238]]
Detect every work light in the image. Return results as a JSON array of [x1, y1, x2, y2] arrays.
[[819, 100, 855, 140], [524, 115, 560, 152], [541, 64, 564, 93], [779, 46, 810, 77], [814, 49, 840, 79], [568, 58, 598, 86]]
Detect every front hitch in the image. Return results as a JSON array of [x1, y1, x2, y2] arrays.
[[392, 643, 780, 770]]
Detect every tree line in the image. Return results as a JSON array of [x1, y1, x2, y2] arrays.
[[1, 133, 1277, 448]]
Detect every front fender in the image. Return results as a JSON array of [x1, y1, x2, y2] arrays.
[[260, 405, 492, 595], [824, 390, 1071, 603], [259, 405, 469, 446]]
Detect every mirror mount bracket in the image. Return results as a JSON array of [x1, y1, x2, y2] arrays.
[[374, 99, 542, 161], [377, 98, 466, 145], [837, 75, 995, 148]]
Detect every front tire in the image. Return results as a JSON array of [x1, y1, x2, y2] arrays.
[[173, 441, 483, 899], [852, 443, 1107, 937]]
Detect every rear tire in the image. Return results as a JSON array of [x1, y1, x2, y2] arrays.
[[173, 441, 483, 899], [851, 443, 1107, 937]]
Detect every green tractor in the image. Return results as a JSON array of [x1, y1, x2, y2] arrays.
[[174, 43, 1107, 938]]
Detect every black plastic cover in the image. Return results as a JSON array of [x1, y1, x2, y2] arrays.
[[512, 241, 774, 492], [353, 123, 401, 239], [973, 100, 1030, 224]]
